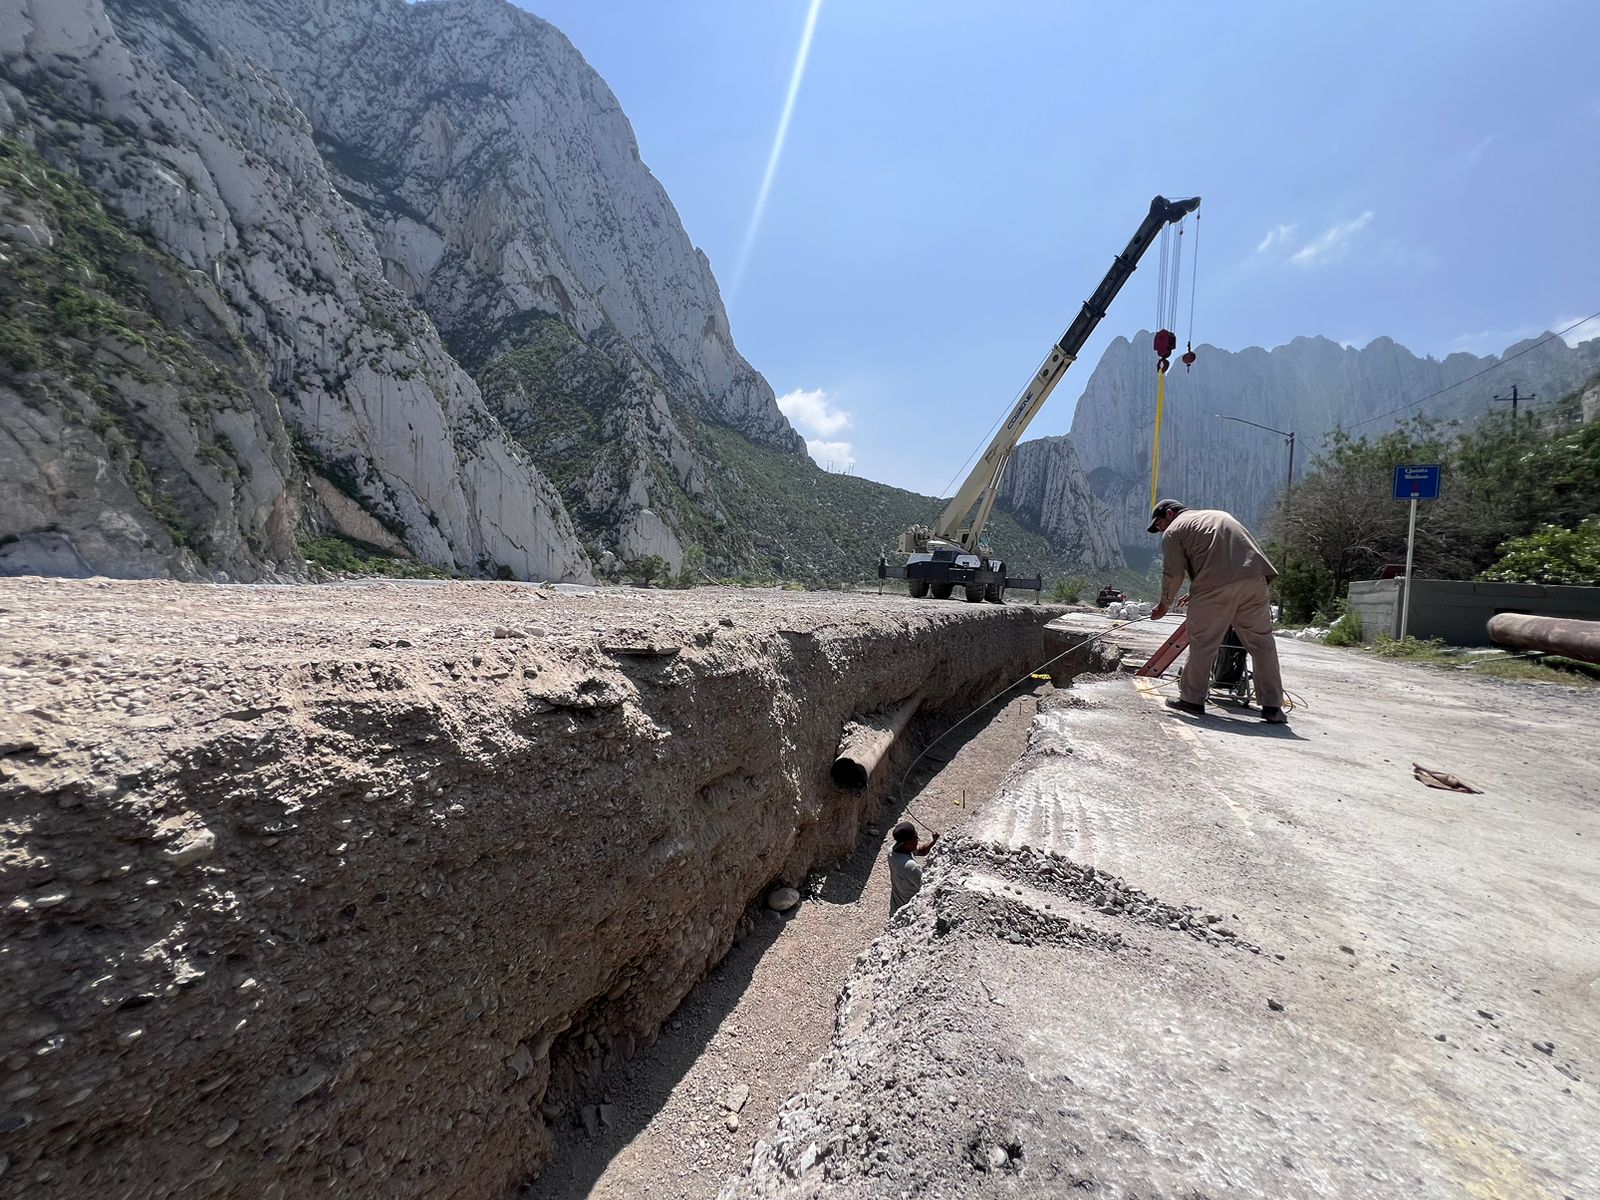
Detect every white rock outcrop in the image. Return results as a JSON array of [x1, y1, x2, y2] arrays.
[[995, 435, 1124, 573], [2, 0, 593, 581], [105, 0, 802, 453], [1068, 332, 1600, 562]]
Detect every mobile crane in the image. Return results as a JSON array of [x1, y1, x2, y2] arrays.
[[878, 194, 1201, 601]]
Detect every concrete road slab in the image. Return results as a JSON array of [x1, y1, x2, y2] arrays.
[[727, 615, 1599, 1198]]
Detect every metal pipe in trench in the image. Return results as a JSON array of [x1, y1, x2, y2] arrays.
[[1487, 613, 1600, 665], [831, 689, 927, 790]]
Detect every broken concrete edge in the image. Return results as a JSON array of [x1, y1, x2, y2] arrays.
[[0, 586, 1072, 1198]]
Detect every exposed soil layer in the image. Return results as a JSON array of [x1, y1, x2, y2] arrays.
[[527, 685, 1047, 1200], [0, 579, 1060, 1199]]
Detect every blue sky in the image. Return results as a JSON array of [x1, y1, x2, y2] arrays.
[[521, 1, 1599, 494]]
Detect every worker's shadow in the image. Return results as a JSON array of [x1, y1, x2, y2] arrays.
[[1184, 707, 1308, 740]]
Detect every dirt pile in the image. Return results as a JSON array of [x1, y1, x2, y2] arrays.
[[0, 580, 1055, 1198]]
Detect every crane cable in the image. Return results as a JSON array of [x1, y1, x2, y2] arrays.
[[1149, 220, 1185, 508], [1185, 215, 1201, 364]]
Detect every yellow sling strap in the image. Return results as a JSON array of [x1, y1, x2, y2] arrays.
[[1149, 364, 1167, 509]]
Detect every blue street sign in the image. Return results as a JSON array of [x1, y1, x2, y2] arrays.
[[1393, 463, 1442, 501]]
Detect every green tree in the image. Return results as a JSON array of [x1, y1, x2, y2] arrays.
[[627, 554, 667, 587], [1263, 404, 1600, 618], [674, 543, 706, 589], [1048, 574, 1092, 604], [1479, 519, 1600, 585]]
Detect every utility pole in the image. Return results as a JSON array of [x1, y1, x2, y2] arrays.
[[1215, 414, 1296, 593], [1491, 383, 1536, 420]]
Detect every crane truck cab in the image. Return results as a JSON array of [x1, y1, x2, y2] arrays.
[[893, 525, 1013, 602], [877, 194, 1200, 603]]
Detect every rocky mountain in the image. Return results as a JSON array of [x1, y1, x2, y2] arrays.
[[2, 0, 593, 582], [0, 0, 1142, 587], [100, 0, 807, 576], [995, 435, 1124, 572], [1065, 331, 1600, 563], [3, 0, 819, 583]]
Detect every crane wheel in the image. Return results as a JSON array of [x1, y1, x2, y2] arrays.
[[985, 582, 1004, 603], [964, 584, 986, 603], [906, 579, 930, 599], [930, 583, 953, 600]]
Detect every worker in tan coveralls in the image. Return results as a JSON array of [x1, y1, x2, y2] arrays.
[[1147, 499, 1288, 724]]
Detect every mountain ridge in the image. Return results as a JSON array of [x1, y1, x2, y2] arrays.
[[2, 0, 1122, 586], [1062, 327, 1600, 560]]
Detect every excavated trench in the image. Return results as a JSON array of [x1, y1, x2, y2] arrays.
[[0, 581, 1108, 1199]]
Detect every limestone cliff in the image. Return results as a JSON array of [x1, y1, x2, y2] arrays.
[[1069, 332, 1600, 562], [1, 0, 593, 581], [103, 0, 806, 575], [995, 436, 1124, 573]]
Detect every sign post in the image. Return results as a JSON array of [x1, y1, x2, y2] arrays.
[[1393, 464, 1442, 640]]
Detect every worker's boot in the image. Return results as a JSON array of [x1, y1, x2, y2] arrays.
[[1164, 697, 1205, 716], [1260, 706, 1288, 724]]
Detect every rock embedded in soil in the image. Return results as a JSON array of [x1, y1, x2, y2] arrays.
[[766, 888, 801, 913]]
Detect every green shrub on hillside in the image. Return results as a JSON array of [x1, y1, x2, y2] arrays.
[[1048, 574, 1092, 604], [302, 535, 445, 579], [626, 554, 668, 587]]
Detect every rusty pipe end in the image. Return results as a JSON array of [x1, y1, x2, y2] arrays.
[[831, 756, 871, 791]]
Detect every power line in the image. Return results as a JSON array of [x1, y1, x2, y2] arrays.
[[1345, 309, 1599, 432]]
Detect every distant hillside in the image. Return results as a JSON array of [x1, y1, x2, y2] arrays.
[[676, 412, 1114, 589], [1067, 331, 1600, 563]]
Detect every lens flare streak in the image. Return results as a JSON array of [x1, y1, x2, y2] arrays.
[[731, 0, 824, 303]]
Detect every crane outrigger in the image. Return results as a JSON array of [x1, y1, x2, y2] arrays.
[[879, 194, 1201, 601]]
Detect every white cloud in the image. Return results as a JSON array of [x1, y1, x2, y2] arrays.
[[806, 439, 855, 471], [1553, 313, 1600, 347], [777, 387, 857, 471], [1289, 211, 1374, 267], [776, 387, 851, 437], [1255, 223, 1297, 255]]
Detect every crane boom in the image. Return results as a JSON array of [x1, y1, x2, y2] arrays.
[[880, 193, 1199, 603], [934, 194, 1201, 552]]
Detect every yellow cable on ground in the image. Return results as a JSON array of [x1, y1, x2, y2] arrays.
[[1149, 367, 1166, 509]]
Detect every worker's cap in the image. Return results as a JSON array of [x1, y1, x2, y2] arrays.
[[892, 822, 917, 843], [1147, 499, 1186, 533]]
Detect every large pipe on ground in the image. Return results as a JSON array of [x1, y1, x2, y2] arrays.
[[831, 689, 926, 790], [1487, 613, 1600, 665]]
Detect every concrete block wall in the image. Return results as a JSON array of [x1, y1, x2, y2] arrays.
[[1347, 580, 1400, 642], [1346, 578, 1600, 646]]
